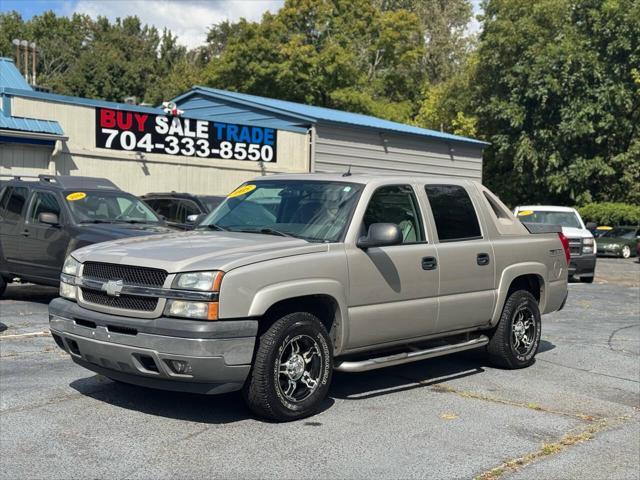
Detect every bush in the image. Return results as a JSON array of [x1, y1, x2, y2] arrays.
[[578, 203, 640, 226]]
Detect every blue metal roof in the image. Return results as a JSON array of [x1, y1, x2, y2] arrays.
[[0, 57, 33, 91], [0, 114, 64, 136], [176, 86, 488, 146]]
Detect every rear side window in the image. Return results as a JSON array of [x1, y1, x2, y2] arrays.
[[425, 184, 482, 242], [3, 187, 29, 222], [29, 192, 62, 223]]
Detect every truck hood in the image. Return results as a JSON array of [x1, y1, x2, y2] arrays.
[[71, 231, 328, 273], [561, 226, 592, 239]]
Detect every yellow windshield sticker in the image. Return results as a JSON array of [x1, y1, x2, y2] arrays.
[[517, 210, 534, 216], [228, 184, 256, 198], [596, 226, 612, 230], [66, 192, 87, 201]]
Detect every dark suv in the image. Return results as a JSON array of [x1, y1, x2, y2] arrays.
[[0, 175, 175, 296], [141, 192, 225, 229]]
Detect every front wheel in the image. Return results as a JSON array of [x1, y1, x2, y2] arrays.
[[621, 245, 631, 259], [243, 312, 333, 421], [487, 290, 541, 369]]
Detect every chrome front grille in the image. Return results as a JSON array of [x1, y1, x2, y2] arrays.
[[83, 262, 167, 287], [568, 238, 582, 257], [81, 289, 158, 312], [80, 262, 167, 315]]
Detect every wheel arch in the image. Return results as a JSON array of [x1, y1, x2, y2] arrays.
[[247, 279, 349, 355], [491, 263, 547, 326]]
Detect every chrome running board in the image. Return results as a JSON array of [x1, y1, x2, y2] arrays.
[[334, 335, 489, 373]]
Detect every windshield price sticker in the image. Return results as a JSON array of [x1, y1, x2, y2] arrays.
[[95, 108, 277, 162], [66, 192, 87, 201]]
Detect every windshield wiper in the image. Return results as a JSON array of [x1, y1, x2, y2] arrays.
[[197, 223, 228, 231], [79, 219, 116, 224], [235, 227, 294, 238], [113, 220, 153, 224]]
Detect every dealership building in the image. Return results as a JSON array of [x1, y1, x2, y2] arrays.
[[1, 57, 487, 195]]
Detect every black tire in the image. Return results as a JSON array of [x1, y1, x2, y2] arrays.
[[0, 276, 6, 298], [243, 312, 333, 422], [487, 290, 541, 369], [580, 275, 594, 283]]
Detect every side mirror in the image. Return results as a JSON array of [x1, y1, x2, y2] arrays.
[[186, 213, 206, 224], [586, 222, 597, 231], [357, 223, 403, 249], [38, 212, 59, 226]]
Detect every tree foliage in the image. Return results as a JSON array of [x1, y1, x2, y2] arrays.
[[474, 0, 640, 206]]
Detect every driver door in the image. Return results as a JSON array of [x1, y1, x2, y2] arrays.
[[345, 185, 439, 349]]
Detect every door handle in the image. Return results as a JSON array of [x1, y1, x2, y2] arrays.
[[21, 229, 30, 237], [422, 256, 437, 270], [477, 253, 490, 266]]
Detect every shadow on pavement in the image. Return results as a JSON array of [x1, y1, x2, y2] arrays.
[[330, 350, 486, 401], [2, 284, 58, 305], [69, 343, 555, 422], [69, 374, 335, 425]]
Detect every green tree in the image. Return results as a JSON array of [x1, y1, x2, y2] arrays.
[[475, 0, 640, 205], [202, 0, 425, 121]]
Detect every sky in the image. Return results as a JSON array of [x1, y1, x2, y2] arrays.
[[1, 0, 483, 49]]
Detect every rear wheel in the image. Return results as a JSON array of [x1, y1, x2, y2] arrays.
[[243, 312, 333, 422], [621, 245, 631, 259], [487, 290, 541, 369], [0, 277, 6, 298]]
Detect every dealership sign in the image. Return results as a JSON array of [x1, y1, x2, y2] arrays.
[[95, 108, 277, 162]]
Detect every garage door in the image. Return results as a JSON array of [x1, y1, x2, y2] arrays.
[[0, 143, 52, 177]]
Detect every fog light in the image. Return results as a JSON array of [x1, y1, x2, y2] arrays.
[[60, 281, 76, 300], [168, 359, 192, 375]]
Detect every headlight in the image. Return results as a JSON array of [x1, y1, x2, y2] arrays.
[[582, 238, 595, 254], [59, 281, 77, 300], [62, 256, 81, 276], [173, 271, 223, 291], [165, 300, 218, 320]]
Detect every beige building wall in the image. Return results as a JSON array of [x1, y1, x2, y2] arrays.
[[0, 143, 53, 176], [10, 96, 311, 195]]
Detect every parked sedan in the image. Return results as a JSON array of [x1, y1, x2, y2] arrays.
[[141, 192, 225, 229], [596, 226, 640, 258]]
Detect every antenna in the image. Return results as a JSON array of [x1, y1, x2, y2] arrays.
[[342, 165, 352, 177]]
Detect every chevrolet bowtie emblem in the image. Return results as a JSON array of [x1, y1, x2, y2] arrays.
[[102, 279, 124, 297]]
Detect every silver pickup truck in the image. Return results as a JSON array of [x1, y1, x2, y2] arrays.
[[49, 174, 570, 421]]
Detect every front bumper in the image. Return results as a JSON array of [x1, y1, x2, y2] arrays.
[[568, 254, 596, 277], [49, 298, 257, 395]]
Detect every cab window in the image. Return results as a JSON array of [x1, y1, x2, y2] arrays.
[[29, 192, 62, 223], [2, 187, 29, 223], [363, 185, 424, 244], [425, 184, 482, 242]]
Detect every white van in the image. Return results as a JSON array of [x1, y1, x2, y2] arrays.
[[514, 205, 596, 283]]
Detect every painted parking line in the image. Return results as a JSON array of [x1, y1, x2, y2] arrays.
[[0, 331, 50, 340]]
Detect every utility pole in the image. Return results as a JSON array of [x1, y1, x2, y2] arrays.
[[11, 39, 20, 72], [21, 40, 29, 80], [31, 42, 37, 85]]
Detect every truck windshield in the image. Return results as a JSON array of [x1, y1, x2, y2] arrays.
[[198, 180, 364, 242], [65, 191, 161, 224], [518, 210, 582, 229]]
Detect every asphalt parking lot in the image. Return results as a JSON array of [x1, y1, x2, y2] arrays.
[[1, 258, 638, 479]]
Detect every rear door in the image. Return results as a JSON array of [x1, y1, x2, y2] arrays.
[[20, 190, 70, 281], [0, 186, 30, 274], [424, 183, 496, 331]]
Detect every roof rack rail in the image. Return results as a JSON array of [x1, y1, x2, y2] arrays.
[[38, 174, 59, 184], [0, 174, 43, 181]]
